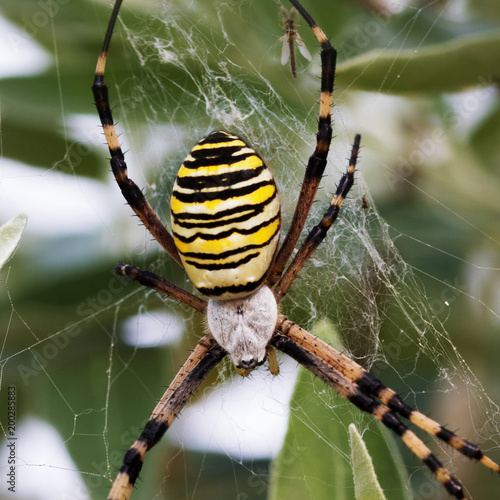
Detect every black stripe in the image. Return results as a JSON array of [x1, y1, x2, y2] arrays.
[[176, 165, 265, 190], [380, 410, 407, 436], [189, 143, 245, 158], [172, 190, 278, 222], [198, 131, 236, 145], [198, 273, 268, 297], [355, 372, 384, 394], [172, 179, 275, 204], [186, 251, 260, 270], [435, 427, 454, 445], [182, 150, 255, 169], [436, 428, 483, 460], [386, 393, 413, 419], [120, 447, 144, 485], [347, 392, 378, 415], [180, 224, 281, 260], [173, 212, 280, 244], [119, 418, 170, 486], [191, 145, 244, 158], [423, 454, 466, 499], [423, 454, 439, 473], [139, 418, 169, 448], [174, 208, 258, 230], [92, 83, 114, 126]]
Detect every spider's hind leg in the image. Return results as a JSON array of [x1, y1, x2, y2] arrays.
[[273, 318, 468, 498], [274, 314, 500, 498], [107, 335, 226, 500]]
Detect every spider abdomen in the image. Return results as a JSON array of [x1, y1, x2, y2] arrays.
[[171, 131, 281, 299]]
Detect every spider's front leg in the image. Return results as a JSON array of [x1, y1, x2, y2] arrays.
[[92, 0, 181, 267], [268, 1, 337, 286]]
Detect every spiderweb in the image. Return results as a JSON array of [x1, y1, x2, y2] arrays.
[[1, 0, 499, 499]]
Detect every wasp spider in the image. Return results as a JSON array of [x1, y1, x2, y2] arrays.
[[92, 1, 500, 498]]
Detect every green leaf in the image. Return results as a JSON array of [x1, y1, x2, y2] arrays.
[[337, 31, 500, 94], [0, 214, 28, 271], [269, 321, 411, 500], [349, 423, 386, 500]]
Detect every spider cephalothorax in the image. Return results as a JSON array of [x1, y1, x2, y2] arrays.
[[207, 284, 278, 371], [92, 1, 500, 499]]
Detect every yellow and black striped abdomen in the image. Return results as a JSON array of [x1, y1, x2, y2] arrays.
[[171, 131, 281, 299]]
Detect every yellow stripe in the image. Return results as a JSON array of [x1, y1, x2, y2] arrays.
[[192, 139, 245, 151], [173, 208, 255, 226], [103, 123, 121, 151], [173, 205, 278, 240], [312, 25, 328, 44], [319, 90, 332, 120], [107, 472, 133, 500], [171, 183, 276, 214], [177, 154, 263, 178], [95, 52, 107, 76], [175, 218, 280, 256]]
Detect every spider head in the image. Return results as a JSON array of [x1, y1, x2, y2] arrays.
[[206, 285, 278, 374]]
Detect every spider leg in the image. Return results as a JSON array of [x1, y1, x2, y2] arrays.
[[92, 0, 182, 267], [277, 314, 500, 473], [273, 321, 466, 498], [273, 315, 500, 498], [274, 135, 360, 302], [108, 335, 226, 500], [268, 2, 337, 285], [116, 264, 207, 313]]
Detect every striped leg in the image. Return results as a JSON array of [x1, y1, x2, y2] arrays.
[[273, 135, 360, 302], [272, 322, 466, 498], [268, 1, 337, 285], [273, 315, 500, 494], [92, 0, 182, 267], [108, 335, 226, 500]]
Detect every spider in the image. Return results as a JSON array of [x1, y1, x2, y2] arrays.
[[92, 1, 500, 499]]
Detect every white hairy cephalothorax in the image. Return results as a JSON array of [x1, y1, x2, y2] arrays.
[[206, 285, 278, 369]]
